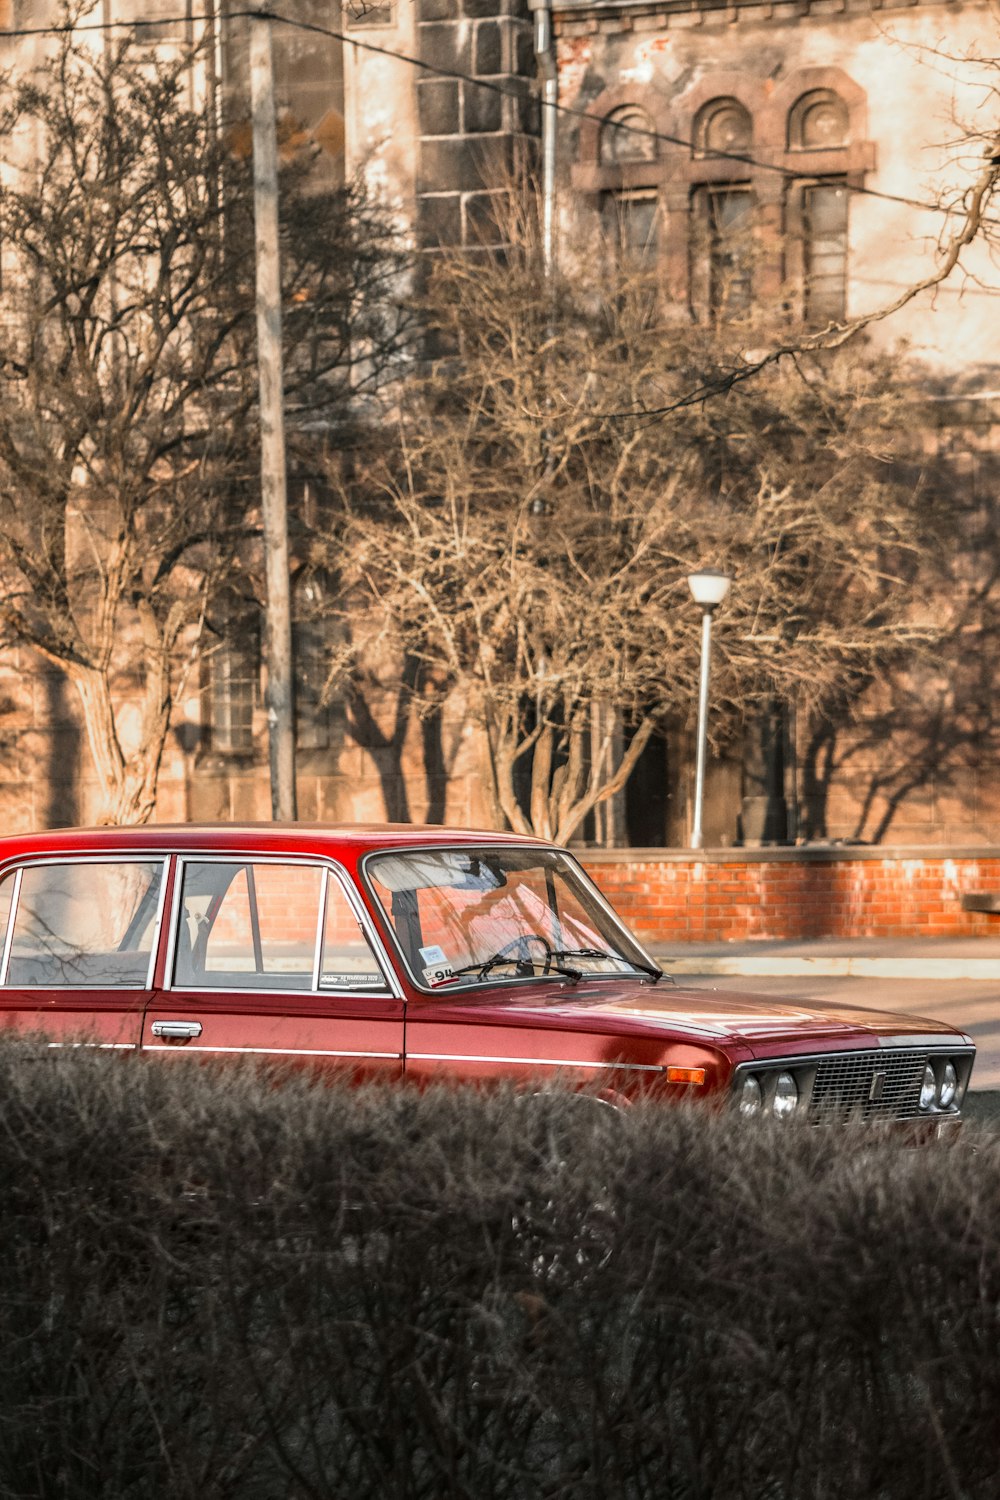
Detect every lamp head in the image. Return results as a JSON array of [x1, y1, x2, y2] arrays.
[[686, 567, 732, 611]]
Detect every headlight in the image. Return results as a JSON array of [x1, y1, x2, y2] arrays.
[[919, 1063, 937, 1112], [739, 1075, 762, 1118], [772, 1071, 799, 1120], [938, 1060, 958, 1110]]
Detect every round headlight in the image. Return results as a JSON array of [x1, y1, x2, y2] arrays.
[[772, 1071, 799, 1120], [919, 1063, 937, 1112], [938, 1060, 958, 1110], [739, 1075, 763, 1118]]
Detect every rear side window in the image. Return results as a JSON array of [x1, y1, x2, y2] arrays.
[[0, 873, 14, 964], [4, 861, 164, 988], [173, 860, 389, 993]]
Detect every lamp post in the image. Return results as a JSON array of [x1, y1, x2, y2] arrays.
[[686, 568, 732, 850]]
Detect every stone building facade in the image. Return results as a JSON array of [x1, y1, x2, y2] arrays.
[[0, 0, 997, 846]]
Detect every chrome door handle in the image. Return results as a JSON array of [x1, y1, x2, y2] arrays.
[[151, 1019, 203, 1042]]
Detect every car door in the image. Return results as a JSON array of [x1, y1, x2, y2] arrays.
[[141, 855, 404, 1079], [0, 856, 167, 1050]]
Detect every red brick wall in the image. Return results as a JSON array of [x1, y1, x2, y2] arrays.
[[579, 850, 1000, 942]]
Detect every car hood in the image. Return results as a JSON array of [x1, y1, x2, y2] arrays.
[[447, 978, 968, 1050]]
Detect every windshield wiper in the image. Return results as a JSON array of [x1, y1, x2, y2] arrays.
[[433, 952, 583, 986], [550, 948, 663, 984]]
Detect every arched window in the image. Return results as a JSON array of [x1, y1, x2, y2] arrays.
[[788, 90, 849, 150], [689, 100, 754, 318], [695, 98, 752, 158], [600, 105, 657, 165]]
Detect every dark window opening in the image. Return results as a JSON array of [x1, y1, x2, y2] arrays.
[[205, 603, 259, 755], [601, 191, 659, 265], [803, 181, 848, 324], [703, 185, 753, 317]]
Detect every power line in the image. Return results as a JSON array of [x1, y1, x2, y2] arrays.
[[0, 4, 995, 227]]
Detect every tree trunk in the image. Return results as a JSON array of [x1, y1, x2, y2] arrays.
[[67, 657, 171, 827], [554, 715, 657, 845], [486, 703, 658, 846]]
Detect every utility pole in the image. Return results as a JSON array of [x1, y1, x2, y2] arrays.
[[250, 7, 297, 821]]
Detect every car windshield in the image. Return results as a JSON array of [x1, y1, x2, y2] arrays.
[[364, 846, 659, 989]]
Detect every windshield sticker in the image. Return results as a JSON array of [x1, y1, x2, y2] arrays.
[[422, 962, 455, 986], [419, 944, 448, 965]]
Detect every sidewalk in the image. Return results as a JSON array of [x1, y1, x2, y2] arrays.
[[646, 937, 1000, 980]]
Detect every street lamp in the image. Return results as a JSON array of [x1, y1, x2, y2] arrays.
[[686, 567, 732, 850]]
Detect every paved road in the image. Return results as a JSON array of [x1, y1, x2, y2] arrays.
[[664, 970, 1000, 1090]]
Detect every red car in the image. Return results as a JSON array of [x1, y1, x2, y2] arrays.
[[0, 822, 975, 1125]]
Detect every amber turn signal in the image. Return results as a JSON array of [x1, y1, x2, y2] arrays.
[[666, 1066, 706, 1086]]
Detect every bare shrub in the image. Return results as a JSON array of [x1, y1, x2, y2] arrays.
[[0, 1044, 995, 1498]]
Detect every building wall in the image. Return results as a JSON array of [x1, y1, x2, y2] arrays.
[[582, 845, 1000, 941], [554, 0, 997, 372]]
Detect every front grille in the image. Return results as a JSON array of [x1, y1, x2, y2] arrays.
[[809, 1049, 928, 1124]]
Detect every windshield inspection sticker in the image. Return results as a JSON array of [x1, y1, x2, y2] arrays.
[[419, 945, 454, 985]]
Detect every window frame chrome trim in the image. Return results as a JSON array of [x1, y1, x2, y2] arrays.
[[0, 854, 169, 992], [0, 866, 23, 987], [163, 852, 403, 1002]]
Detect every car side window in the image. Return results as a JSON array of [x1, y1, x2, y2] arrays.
[[319, 872, 390, 992], [0, 872, 14, 967], [174, 861, 322, 990], [3, 861, 164, 988], [172, 860, 389, 994]]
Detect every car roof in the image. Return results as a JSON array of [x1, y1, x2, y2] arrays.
[[0, 823, 553, 863]]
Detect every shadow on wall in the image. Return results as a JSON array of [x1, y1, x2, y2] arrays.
[[45, 671, 79, 829], [800, 623, 1000, 844], [800, 442, 1000, 844], [346, 653, 449, 825]]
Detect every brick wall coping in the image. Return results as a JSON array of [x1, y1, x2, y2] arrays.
[[553, 0, 947, 18], [577, 845, 1000, 866]]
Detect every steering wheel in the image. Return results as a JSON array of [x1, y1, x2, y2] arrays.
[[491, 933, 554, 975]]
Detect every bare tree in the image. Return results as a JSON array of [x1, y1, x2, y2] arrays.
[[0, 15, 410, 824], [326, 219, 952, 841]]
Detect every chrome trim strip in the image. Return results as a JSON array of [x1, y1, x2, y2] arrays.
[[407, 1052, 664, 1073], [142, 1044, 402, 1060], [162, 853, 183, 993], [153, 984, 381, 999], [0, 985, 156, 992], [732, 1044, 976, 1075], [46, 1042, 137, 1051]]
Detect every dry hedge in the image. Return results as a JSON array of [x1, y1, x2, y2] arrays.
[[0, 1042, 997, 1500]]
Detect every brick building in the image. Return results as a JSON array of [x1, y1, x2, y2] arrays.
[[0, 0, 997, 847]]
